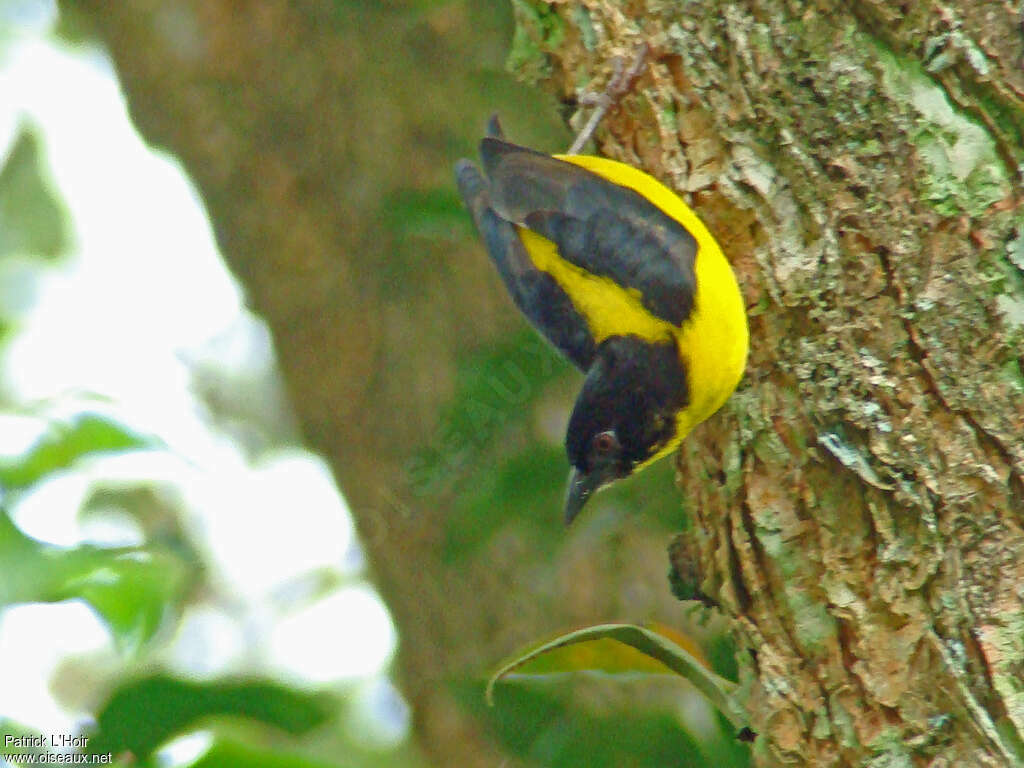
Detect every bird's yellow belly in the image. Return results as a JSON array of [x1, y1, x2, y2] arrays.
[[673, 243, 748, 438], [518, 152, 749, 471], [518, 225, 748, 462]]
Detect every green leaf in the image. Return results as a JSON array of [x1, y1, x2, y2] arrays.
[[490, 621, 712, 677], [188, 740, 348, 768], [487, 622, 748, 731], [0, 412, 156, 492], [0, 508, 189, 651], [0, 123, 71, 259], [58, 548, 189, 652], [457, 681, 724, 768], [87, 676, 338, 760]]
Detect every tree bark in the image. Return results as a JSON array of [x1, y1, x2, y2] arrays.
[[63, 0, 1024, 764], [510, 0, 1024, 764]]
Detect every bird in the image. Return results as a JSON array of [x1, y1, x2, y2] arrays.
[[454, 115, 748, 524]]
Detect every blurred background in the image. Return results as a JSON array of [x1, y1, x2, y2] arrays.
[[0, 1, 747, 766]]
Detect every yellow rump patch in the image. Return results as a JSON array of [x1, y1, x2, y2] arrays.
[[517, 228, 674, 346]]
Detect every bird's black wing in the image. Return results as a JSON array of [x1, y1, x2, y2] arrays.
[[479, 139, 697, 326], [455, 158, 597, 371]]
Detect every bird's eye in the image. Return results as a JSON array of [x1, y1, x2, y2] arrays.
[[593, 431, 617, 454]]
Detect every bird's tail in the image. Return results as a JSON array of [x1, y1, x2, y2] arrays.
[[454, 159, 489, 228]]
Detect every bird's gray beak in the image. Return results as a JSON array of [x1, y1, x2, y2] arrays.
[[564, 466, 602, 525]]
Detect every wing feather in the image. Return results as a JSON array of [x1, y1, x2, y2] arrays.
[[480, 139, 697, 326], [455, 159, 597, 370]]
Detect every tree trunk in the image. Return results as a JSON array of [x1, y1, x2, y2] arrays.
[[64, 0, 1024, 764], [511, 0, 1024, 764]]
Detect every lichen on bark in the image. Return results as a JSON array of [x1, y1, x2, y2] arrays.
[[510, 1, 1024, 764]]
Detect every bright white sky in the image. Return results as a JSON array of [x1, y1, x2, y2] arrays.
[[0, 3, 403, 753]]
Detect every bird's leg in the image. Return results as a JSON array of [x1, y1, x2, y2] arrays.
[[566, 43, 650, 155]]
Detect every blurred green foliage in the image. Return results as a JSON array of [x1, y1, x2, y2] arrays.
[[189, 741, 347, 768], [0, 411, 185, 651], [485, 686, 702, 767], [0, 390, 420, 767], [443, 443, 568, 562], [458, 680, 749, 768], [88, 676, 337, 759], [0, 413, 155, 491], [0, 11, 423, 767], [0, 354, 419, 764], [376, 187, 472, 300], [0, 123, 70, 260]]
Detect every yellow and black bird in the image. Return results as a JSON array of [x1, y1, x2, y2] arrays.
[[455, 117, 748, 524]]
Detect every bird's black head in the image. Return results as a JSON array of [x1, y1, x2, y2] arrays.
[[563, 335, 688, 523]]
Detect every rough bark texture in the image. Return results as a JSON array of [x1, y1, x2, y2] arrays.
[[510, 0, 1024, 764], [64, 0, 1024, 764]]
